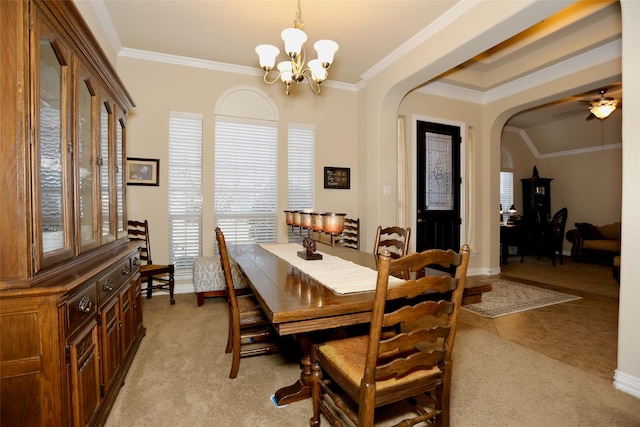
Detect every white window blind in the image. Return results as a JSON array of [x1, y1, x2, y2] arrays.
[[288, 124, 315, 210], [168, 112, 203, 274], [499, 171, 514, 216], [214, 118, 278, 243]]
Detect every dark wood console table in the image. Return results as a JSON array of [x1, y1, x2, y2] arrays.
[[500, 224, 524, 264]]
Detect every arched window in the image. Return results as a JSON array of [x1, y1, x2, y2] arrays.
[[214, 88, 279, 243]]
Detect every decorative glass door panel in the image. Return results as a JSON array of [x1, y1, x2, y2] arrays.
[[37, 25, 73, 269], [416, 120, 461, 254], [39, 40, 65, 252], [77, 73, 98, 252], [116, 116, 125, 237], [425, 132, 453, 211], [100, 103, 114, 243]]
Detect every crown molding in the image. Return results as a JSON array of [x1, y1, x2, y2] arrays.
[[360, 1, 480, 82], [85, 0, 122, 52], [118, 48, 358, 92], [503, 126, 540, 158], [483, 39, 621, 104], [538, 142, 622, 158], [119, 48, 262, 75], [418, 39, 621, 104], [503, 126, 621, 158], [415, 82, 484, 103]]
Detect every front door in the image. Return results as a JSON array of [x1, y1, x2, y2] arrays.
[[416, 120, 461, 252]]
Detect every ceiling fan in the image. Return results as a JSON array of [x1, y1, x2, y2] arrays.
[[580, 88, 621, 121]]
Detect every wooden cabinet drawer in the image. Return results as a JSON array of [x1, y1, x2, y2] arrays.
[[97, 258, 131, 304], [130, 253, 141, 274], [67, 285, 97, 334]]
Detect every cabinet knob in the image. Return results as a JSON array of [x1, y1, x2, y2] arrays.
[[77, 296, 92, 313], [132, 258, 140, 268], [121, 266, 130, 276], [102, 279, 114, 292]]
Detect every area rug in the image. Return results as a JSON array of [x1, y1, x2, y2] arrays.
[[462, 279, 582, 318]]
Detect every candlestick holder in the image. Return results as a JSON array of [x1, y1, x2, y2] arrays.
[[297, 233, 323, 260]]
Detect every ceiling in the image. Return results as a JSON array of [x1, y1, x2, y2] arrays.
[[91, 0, 622, 153]]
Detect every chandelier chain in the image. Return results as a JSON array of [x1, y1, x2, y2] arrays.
[[294, 0, 304, 29]]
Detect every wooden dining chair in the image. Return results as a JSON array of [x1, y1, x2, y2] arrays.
[[336, 217, 360, 250], [215, 227, 280, 379], [373, 226, 411, 279], [128, 220, 175, 304], [543, 207, 568, 266], [310, 244, 470, 427]]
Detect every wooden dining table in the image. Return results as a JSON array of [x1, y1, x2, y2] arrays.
[[228, 242, 491, 406]]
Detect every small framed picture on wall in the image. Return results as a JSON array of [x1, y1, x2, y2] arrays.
[[126, 158, 159, 186], [324, 167, 350, 189]]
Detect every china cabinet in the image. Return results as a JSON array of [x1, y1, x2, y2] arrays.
[[1, 1, 141, 425]]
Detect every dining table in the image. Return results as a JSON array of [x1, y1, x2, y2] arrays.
[[228, 242, 490, 406]]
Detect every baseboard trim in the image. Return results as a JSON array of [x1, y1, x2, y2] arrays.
[[614, 370, 640, 399], [175, 283, 195, 294]]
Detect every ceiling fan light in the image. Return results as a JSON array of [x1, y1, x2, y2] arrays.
[[281, 28, 307, 58], [590, 101, 617, 119], [255, 44, 280, 70]]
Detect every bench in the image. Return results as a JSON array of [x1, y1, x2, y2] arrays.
[[192, 256, 249, 306]]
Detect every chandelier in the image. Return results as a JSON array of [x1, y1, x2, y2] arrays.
[[255, 0, 338, 95]]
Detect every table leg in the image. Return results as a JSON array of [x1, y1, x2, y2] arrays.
[[273, 335, 314, 405], [273, 332, 327, 406]]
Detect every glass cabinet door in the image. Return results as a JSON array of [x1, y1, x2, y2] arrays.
[[100, 101, 115, 244], [36, 20, 73, 270], [116, 116, 126, 238], [76, 70, 99, 253]]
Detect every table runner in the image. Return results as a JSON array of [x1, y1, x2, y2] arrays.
[[259, 243, 402, 294]]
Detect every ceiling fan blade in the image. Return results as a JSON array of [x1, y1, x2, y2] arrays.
[[586, 112, 596, 121]]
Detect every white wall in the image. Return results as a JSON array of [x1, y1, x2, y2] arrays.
[[617, 0, 640, 396], [117, 57, 359, 260]]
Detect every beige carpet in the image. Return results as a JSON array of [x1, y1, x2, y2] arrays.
[[105, 293, 640, 427]]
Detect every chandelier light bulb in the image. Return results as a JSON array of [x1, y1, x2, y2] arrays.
[[307, 59, 326, 83], [277, 61, 293, 83], [255, 44, 280, 71], [281, 28, 307, 59], [314, 40, 339, 67]]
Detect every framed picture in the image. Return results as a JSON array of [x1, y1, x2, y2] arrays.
[[324, 167, 350, 189], [126, 158, 159, 186]]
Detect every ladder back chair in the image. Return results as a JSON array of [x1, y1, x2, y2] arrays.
[[127, 220, 175, 304], [544, 207, 568, 266], [215, 227, 281, 379], [310, 244, 471, 427], [373, 226, 411, 260], [373, 226, 411, 278], [336, 217, 360, 250]]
